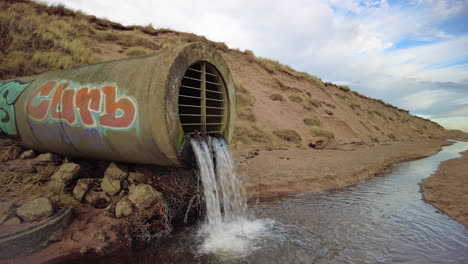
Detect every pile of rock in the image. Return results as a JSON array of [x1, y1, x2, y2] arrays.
[[41, 155, 164, 219], [2, 148, 166, 226]]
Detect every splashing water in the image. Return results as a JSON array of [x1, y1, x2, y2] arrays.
[[189, 136, 269, 257]]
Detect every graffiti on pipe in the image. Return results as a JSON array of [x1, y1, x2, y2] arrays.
[[31, 123, 105, 149], [0, 81, 31, 136], [27, 81, 138, 131]]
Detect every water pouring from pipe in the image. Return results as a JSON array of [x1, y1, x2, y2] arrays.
[[189, 136, 270, 257]]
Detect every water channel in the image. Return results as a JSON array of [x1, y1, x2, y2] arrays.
[[133, 140, 468, 264]]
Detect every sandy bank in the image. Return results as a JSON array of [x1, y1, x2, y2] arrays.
[[238, 139, 449, 199], [421, 150, 468, 228]]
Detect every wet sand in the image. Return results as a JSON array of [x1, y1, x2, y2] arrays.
[[421, 150, 468, 228], [237, 139, 450, 199]]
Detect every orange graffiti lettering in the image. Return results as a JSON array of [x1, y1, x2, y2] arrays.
[[76, 88, 101, 127], [50, 83, 69, 121], [27, 81, 137, 129], [27, 81, 56, 121], [100, 86, 136, 128]]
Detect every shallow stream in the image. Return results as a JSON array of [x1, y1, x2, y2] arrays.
[[134, 141, 468, 264]]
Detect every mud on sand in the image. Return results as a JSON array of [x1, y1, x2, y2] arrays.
[[421, 150, 468, 228], [237, 139, 450, 199]]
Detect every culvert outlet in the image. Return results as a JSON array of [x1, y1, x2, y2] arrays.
[[0, 43, 236, 166]]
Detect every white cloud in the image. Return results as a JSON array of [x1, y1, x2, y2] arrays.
[[447, 104, 468, 116], [40, 0, 468, 131], [400, 89, 454, 110]]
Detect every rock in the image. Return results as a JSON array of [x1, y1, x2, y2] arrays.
[[101, 175, 121, 196], [128, 184, 137, 195], [50, 163, 81, 187], [73, 179, 93, 202], [20, 150, 36, 159], [35, 153, 60, 163], [103, 203, 115, 218], [127, 172, 146, 184], [115, 198, 134, 218], [84, 190, 110, 209], [105, 162, 128, 181], [128, 184, 162, 209], [16, 197, 54, 222], [2, 217, 21, 226], [0, 202, 15, 224], [101, 163, 128, 196], [46, 180, 65, 195]]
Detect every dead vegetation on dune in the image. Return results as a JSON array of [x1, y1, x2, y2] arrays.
[[269, 94, 284, 101], [0, 1, 97, 78], [310, 126, 335, 139], [272, 129, 302, 144], [303, 118, 321, 127]]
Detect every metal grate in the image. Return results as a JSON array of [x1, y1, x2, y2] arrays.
[[178, 62, 226, 134]]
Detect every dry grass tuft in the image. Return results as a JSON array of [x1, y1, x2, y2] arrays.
[[232, 125, 273, 148], [289, 95, 303, 103], [310, 126, 334, 139], [0, 164, 55, 197], [338, 85, 350, 92], [0, 139, 22, 161], [236, 82, 256, 122], [236, 82, 255, 106], [350, 102, 361, 110], [242, 49, 256, 62], [272, 129, 302, 144], [129, 24, 175, 36], [303, 118, 321, 126], [307, 99, 322, 108], [269, 94, 284, 101], [238, 108, 256, 122], [126, 46, 154, 56], [254, 58, 325, 89], [335, 93, 348, 100]]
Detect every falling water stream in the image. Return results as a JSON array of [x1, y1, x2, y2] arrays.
[[127, 140, 468, 263], [189, 136, 268, 256]]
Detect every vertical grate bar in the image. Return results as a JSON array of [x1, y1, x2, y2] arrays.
[[201, 63, 207, 134]]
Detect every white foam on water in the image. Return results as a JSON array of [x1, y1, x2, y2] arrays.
[[190, 136, 270, 257], [198, 217, 272, 257]]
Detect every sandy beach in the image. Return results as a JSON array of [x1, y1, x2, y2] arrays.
[[238, 139, 450, 199], [421, 150, 468, 227]]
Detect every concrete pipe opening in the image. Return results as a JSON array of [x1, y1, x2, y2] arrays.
[[178, 62, 227, 136], [0, 42, 236, 167]]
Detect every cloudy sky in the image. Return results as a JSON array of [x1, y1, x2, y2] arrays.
[[43, 0, 468, 131]]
